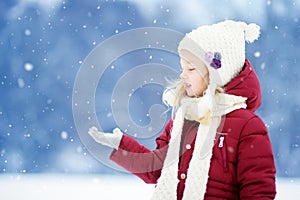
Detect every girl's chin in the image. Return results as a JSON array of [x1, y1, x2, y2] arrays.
[[185, 90, 202, 98], [185, 90, 196, 97]]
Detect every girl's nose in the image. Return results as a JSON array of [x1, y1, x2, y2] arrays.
[[180, 70, 186, 79]]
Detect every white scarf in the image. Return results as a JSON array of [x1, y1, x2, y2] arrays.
[[151, 92, 247, 200]]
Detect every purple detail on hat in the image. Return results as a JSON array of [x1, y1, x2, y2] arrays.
[[205, 51, 222, 69], [211, 58, 221, 69], [205, 52, 214, 62]]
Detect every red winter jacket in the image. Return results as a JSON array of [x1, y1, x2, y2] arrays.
[[110, 59, 276, 199]]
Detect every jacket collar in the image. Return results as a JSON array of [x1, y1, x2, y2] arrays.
[[225, 59, 262, 112]]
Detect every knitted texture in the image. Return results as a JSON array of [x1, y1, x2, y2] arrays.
[[151, 107, 184, 200], [178, 20, 260, 87], [151, 93, 247, 200], [182, 117, 220, 200]]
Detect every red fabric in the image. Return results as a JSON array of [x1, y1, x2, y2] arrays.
[[110, 59, 276, 199]]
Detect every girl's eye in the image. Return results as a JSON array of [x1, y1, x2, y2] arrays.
[[189, 68, 195, 71]]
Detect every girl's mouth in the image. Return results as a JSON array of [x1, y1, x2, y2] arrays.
[[183, 82, 191, 89]]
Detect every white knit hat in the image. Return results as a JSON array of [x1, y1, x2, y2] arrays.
[[178, 20, 260, 87]]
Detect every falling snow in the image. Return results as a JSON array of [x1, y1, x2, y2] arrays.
[[0, 0, 298, 193], [61, 131, 68, 140], [17, 78, 25, 88], [24, 63, 33, 71], [24, 29, 31, 36]]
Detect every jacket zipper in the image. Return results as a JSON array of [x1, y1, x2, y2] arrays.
[[218, 136, 229, 172]]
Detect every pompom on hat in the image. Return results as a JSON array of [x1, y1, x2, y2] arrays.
[[178, 20, 260, 87]]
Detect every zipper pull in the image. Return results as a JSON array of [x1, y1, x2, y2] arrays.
[[218, 136, 224, 148]]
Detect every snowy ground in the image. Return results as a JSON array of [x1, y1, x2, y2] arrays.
[[0, 174, 299, 200]]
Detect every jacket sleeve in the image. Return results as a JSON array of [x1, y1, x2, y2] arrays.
[[237, 116, 276, 199], [109, 119, 173, 184]]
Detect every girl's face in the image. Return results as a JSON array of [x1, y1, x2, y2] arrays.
[[180, 58, 209, 97]]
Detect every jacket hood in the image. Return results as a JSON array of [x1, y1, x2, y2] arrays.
[[224, 59, 262, 112]]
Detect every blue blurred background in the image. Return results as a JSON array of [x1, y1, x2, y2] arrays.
[[0, 0, 299, 177]]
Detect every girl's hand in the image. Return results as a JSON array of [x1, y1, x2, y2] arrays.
[[88, 126, 123, 149]]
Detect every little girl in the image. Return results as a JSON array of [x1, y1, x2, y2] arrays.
[[89, 20, 276, 200]]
